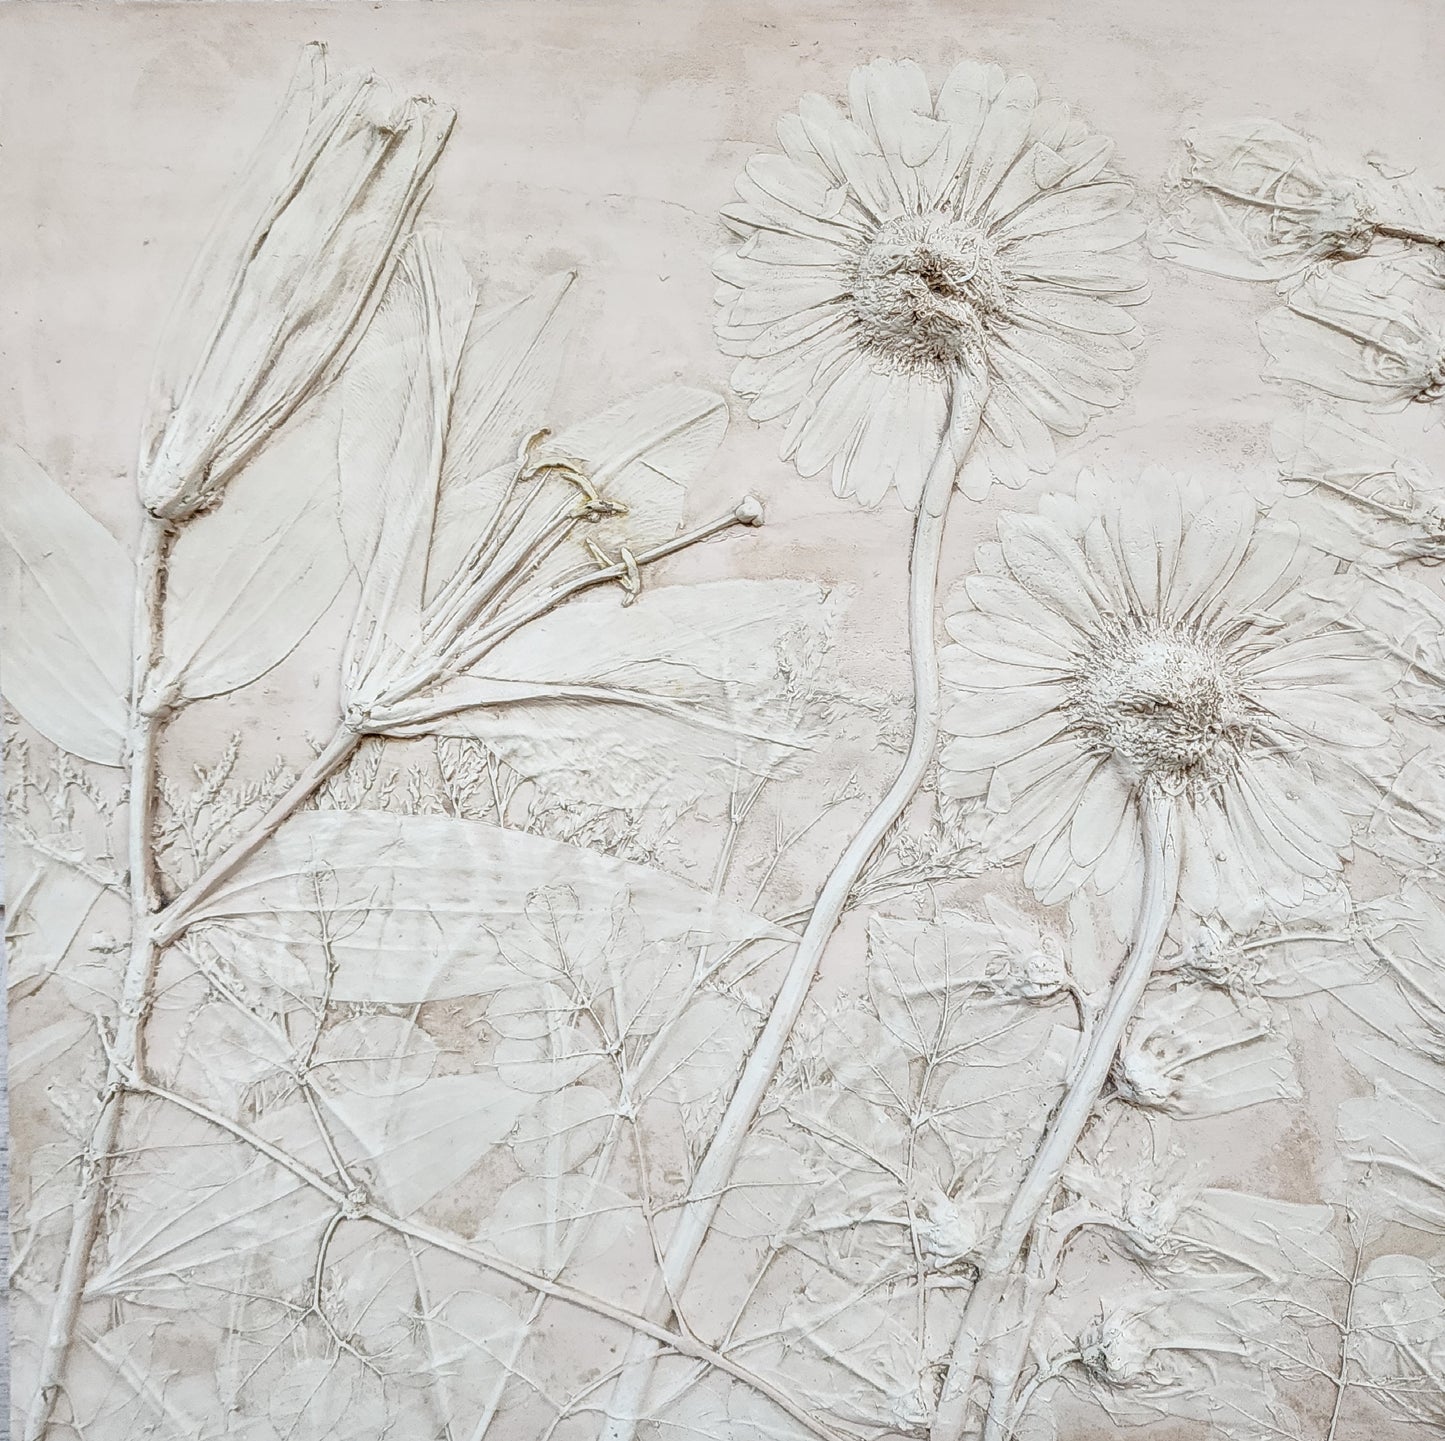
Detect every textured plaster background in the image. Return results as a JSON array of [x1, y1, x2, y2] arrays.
[[1, 2, 1442, 1437]]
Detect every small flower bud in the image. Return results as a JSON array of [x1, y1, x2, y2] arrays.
[[734, 494, 766, 527]]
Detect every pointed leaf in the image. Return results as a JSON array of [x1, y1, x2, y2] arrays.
[[0, 444, 133, 764], [186, 810, 787, 1003], [156, 398, 349, 700], [421, 579, 834, 806]]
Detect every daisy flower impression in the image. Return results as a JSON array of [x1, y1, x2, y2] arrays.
[[598, 60, 1148, 1441], [715, 57, 1147, 508], [939, 467, 1397, 914], [929, 467, 1399, 1439]]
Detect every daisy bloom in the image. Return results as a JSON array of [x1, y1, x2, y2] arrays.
[[938, 468, 1399, 913], [714, 58, 1146, 507], [1110, 985, 1300, 1119], [1066, 1286, 1278, 1429]]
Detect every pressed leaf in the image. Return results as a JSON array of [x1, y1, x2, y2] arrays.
[[92, 1072, 530, 1302], [0, 444, 133, 765], [425, 271, 576, 592], [185, 810, 786, 1003], [5, 837, 108, 998], [340, 231, 478, 709], [1351, 1254, 1445, 1425], [486, 1174, 642, 1276], [1338, 1030, 1445, 1233], [321, 1074, 533, 1216], [155, 398, 351, 701], [424, 579, 833, 806], [90, 1103, 330, 1305]]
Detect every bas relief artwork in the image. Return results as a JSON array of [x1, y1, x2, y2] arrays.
[[4, 4, 1444, 1439]]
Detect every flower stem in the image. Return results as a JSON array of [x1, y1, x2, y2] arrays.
[[1375, 221, 1445, 249], [930, 787, 1179, 1441], [370, 495, 764, 720], [23, 516, 173, 1441], [95, 1063, 852, 1441], [594, 394, 982, 1441], [150, 724, 361, 947]]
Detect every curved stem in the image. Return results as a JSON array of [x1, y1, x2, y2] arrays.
[[930, 788, 1179, 1441], [595, 394, 983, 1441], [24, 516, 172, 1441]]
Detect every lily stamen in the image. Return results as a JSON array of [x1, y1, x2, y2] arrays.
[[397, 495, 767, 712]]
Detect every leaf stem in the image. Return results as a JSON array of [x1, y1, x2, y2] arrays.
[[930, 788, 1179, 1441], [23, 515, 173, 1441], [594, 392, 983, 1441], [1325, 1218, 1366, 1441], [151, 723, 361, 946], [101, 1069, 851, 1441]]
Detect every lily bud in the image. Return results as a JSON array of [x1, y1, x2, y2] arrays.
[[139, 43, 454, 520]]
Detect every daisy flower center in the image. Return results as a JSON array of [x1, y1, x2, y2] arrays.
[[851, 214, 1010, 376], [1069, 621, 1254, 791], [1417, 350, 1445, 403]]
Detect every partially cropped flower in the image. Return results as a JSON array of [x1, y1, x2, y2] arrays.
[[914, 1186, 984, 1271], [338, 233, 821, 806], [140, 44, 454, 520], [1260, 261, 1445, 409], [1151, 120, 1376, 281], [1273, 406, 1445, 564], [1308, 565, 1445, 724], [939, 469, 1399, 912], [1068, 1288, 1274, 1427], [715, 58, 1145, 507], [885, 1379, 937, 1435], [1370, 745, 1445, 871], [1370, 165, 1445, 287], [1110, 985, 1300, 1118]]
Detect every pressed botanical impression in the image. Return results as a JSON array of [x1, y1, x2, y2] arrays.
[[6, 26, 1445, 1441]]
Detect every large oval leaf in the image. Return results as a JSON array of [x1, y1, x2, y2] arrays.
[[0, 445, 133, 764], [154, 398, 352, 701], [185, 810, 788, 1004]]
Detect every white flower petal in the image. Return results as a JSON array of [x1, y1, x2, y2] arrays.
[[995, 180, 1141, 243], [1070, 760, 1133, 869], [1025, 815, 1089, 900], [797, 91, 906, 221], [827, 368, 949, 510], [989, 345, 1094, 434], [847, 58, 936, 213], [990, 741, 1096, 858], [944, 613, 1075, 673], [997, 511, 1106, 627], [1201, 515, 1304, 622], [1169, 492, 1257, 620], [960, 572, 1083, 655], [784, 354, 874, 477], [944, 681, 1071, 735], [953, 71, 1039, 220], [940, 709, 1073, 774]]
